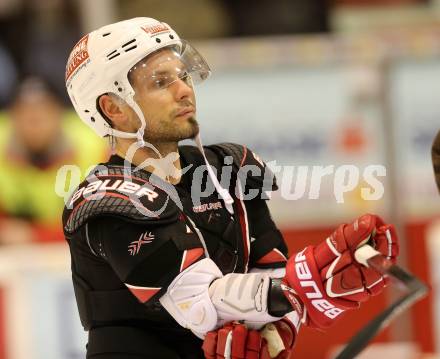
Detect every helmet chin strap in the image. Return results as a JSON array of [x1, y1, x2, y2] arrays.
[[194, 133, 234, 215], [190, 84, 234, 214], [127, 96, 147, 148], [108, 127, 138, 139], [107, 98, 147, 146]]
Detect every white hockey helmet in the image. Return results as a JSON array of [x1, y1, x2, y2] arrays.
[[65, 17, 210, 140]]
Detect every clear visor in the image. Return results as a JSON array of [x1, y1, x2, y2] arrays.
[[128, 40, 211, 92]]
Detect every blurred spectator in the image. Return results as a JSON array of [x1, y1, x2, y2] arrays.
[[334, 0, 425, 4], [0, 76, 108, 245], [116, 0, 329, 39], [0, 42, 17, 107], [0, 0, 81, 105], [117, 0, 230, 39], [224, 0, 330, 36]]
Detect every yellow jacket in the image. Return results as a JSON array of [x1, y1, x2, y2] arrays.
[[0, 111, 108, 232]]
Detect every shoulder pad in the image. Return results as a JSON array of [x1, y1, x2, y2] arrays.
[[207, 143, 278, 194], [63, 165, 180, 234]]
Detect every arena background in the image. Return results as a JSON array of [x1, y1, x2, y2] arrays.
[[0, 0, 439, 358]]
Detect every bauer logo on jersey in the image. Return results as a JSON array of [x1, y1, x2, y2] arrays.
[[65, 34, 90, 81], [141, 23, 170, 36], [69, 179, 159, 207], [192, 201, 222, 213]]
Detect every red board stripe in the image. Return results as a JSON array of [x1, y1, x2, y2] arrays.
[[406, 220, 435, 353], [0, 287, 5, 359]]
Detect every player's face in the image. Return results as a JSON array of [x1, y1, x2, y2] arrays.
[[128, 48, 199, 143]]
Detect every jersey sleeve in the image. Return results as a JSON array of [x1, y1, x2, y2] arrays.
[[87, 216, 205, 304], [245, 198, 288, 269]]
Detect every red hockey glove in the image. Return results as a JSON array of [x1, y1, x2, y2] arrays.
[[260, 317, 296, 359], [202, 318, 296, 359], [202, 322, 263, 359], [283, 214, 399, 329]]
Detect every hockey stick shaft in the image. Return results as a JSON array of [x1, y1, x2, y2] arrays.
[[334, 245, 428, 359]]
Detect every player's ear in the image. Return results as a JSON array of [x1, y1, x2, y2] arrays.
[[98, 93, 129, 129]]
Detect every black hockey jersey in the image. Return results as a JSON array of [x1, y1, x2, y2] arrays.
[[62, 143, 288, 332]]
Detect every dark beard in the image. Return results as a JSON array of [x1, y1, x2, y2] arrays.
[[184, 117, 199, 139], [143, 116, 199, 143]]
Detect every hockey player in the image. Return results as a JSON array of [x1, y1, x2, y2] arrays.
[[63, 18, 399, 359], [432, 130, 440, 193]]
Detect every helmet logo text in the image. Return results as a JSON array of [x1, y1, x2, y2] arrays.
[[66, 34, 90, 81], [141, 23, 170, 36]]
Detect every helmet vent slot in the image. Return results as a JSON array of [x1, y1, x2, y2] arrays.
[[124, 45, 137, 52], [107, 51, 120, 60], [122, 39, 136, 48], [107, 53, 120, 60], [102, 32, 111, 37]]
